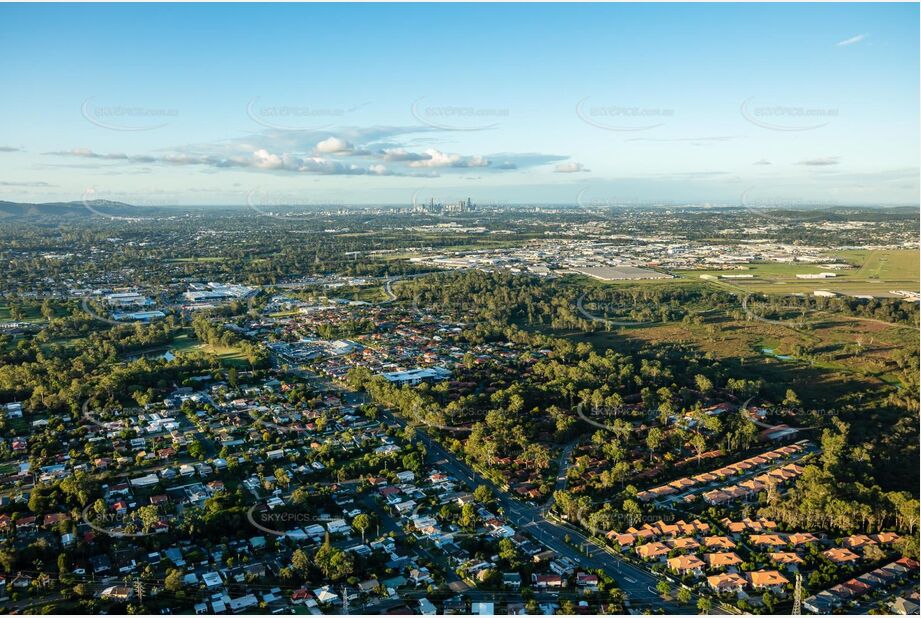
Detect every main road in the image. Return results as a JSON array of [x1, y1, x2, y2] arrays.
[[376, 408, 710, 614]]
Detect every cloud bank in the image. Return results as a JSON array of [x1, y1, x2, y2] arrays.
[[45, 126, 567, 178]]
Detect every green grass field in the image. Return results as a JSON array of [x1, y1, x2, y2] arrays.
[[0, 302, 45, 323], [163, 332, 248, 366], [169, 333, 199, 352], [677, 250, 919, 297], [540, 304, 916, 408], [196, 343, 248, 361], [524, 254, 918, 408], [836, 249, 920, 280]]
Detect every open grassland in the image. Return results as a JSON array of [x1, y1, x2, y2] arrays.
[[836, 249, 920, 280], [169, 332, 250, 366], [0, 302, 44, 323], [674, 249, 919, 296], [539, 304, 916, 409], [340, 285, 390, 303], [195, 343, 248, 362], [566, 275, 692, 289]]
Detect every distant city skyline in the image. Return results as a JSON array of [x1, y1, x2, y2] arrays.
[[1, 2, 918, 206]]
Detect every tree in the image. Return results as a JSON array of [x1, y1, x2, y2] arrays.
[[646, 427, 665, 454], [473, 484, 493, 504], [273, 468, 290, 489], [93, 498, 107, 517], [621, 498, 642, 526], [60, 472, 96, 507], [353, 513, 372, 543], [291, 549, 310, 575], [677, 587, 692, 604], [820, 419, 849, 474], [587, 504, 617, 537], [523, 443, 552, 470], [783, 388, 801, 407], [401, 450, 422, 474], [0, 549, 14, 572], [131, 388, 153, 407], [656, 580, 671, 599], [863, 544, 886, 562], [459, 503, 477, 531], [498, 538, 520, 567], [28, 485, 53, 513], [314, 537, 354, 581], [40, 300, 55, 321], [762, 591, 775, 612], [611, 419, 632, 443], [694, 374, 713, 394], [188, 440, 206, 460], [689, 433, 708, 465], [889, 491, 920, 534], [164, 569, 184, 593], [697, 597, 711, 615], [658, 400, 676, 426], [137, 505, 160, 534]]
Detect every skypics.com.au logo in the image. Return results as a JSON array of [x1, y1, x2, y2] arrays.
[[411, 98, 510, 131], [576, 97, 674, 132], [81, 97, 178, 132]]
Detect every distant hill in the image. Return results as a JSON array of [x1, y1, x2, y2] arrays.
[[0, 200, 163, 219], [1, 200, 915, 221], [705, 204, 919, 222]]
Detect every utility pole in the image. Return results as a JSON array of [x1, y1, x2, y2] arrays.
[[792, 572, 803, 615]]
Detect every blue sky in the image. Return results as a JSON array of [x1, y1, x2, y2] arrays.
[[1, 2, 918, 206]]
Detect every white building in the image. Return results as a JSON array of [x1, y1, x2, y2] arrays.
[[380, 367, 451, 385]]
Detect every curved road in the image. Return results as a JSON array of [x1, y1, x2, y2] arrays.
[[576, 293, 655, 327], [740, 293, 810, 327]]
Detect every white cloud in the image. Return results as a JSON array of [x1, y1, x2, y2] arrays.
[[797, 156, 840, 166], [49, 147, 395, 176], [253, 149, 285, 169], [408, 148, 489, 169], [382, 148, 428, 162], [0, 180, 55, 187], [45, 125, 566, 178], [315, 137, 353, 154], [836, 34, 866, 47], [554, 162, 589, 173]]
